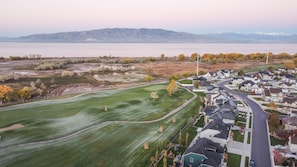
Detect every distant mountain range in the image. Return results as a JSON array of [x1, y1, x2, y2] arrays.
[[3, 28, 297, 43]]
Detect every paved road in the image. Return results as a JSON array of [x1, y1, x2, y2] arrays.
[[217, 81, 272, 167]]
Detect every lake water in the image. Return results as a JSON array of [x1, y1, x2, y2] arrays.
[[0, 42, 297, 58]]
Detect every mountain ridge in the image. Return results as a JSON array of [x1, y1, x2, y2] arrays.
[[4, 28, 297, 43]]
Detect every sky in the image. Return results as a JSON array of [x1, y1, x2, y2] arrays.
[[1, 0, 297, 37]]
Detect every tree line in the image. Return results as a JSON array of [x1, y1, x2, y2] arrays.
[[0, 79, 47, 104]]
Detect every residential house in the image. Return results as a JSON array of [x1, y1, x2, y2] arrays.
[[270, 88, 284, 102], [212, 93, 229, 106], [239, 80, 263, 94], [209, 107, 236, 125], [281, 73, 297, 84], [194, 77, 211, 87], [258, 70, 274, 81], [289, 134, 297, 153], [243, 74, 259, 83], [198, 119, 231, 147], [205, 85, 220, 95], [262, 88, 284, 102], [282, 116, 297, 131], [283, 97, 297, 108], [216, 70, 231, 79], [278, 82, 294, 95], [181, 138, 224, 167], [202, 72, 216, 81], [262, 89, 271, 102], [231, 77, 244, 87], [203, 97, 237, 125]]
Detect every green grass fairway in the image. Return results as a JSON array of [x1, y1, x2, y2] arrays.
[[0, 84, 199, 167]]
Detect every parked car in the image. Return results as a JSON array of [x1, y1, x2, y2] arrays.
[[249, 160, 255, 167]]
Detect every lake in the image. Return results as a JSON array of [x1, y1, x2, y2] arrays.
[[0, 42, 297, 58]]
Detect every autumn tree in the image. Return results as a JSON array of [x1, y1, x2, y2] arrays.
[[167, 79, 178, 96], [160, 54, 165, 60], [198, 70, 205, 75], [293, 57, 297, 66], [18, 86, 31, 102], [284, 61, 295, 69], [238, 69, 245, 76], [193, 80, 199, 89], [178, 54, 186, 61], [169, 75, 179, 81], [268, 113, 281, 133], [185, 132, 189, 146], [151, 92, 159, 101], [30, 79, 47, 98], [0, 85, 13, 104], [267, 101, 278, 109], [191, 53, 199, 61], [145, 75, 153, 82]]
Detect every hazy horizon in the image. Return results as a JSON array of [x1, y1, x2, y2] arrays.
[[1, 0, 297, 37]]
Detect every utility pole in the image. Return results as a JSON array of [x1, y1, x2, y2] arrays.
[[196, 55, 199, 77], [266, 52, 269, 64]]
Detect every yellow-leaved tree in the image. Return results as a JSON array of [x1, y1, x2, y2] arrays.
[[18, 86, 31, 102], [0, 85, 13, 104], [167, 79, 177, 96]]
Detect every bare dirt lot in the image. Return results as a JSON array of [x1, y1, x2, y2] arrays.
[[134, 59, 283, 77]]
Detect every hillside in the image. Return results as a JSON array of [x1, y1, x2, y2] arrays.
[[5, 28, 297, 43], [15, 28, 214, 43]]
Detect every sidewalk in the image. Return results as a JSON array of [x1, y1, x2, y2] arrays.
[[227, 96, 252, 167]]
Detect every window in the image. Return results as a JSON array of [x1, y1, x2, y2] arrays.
[[190, 157, 194, 163]]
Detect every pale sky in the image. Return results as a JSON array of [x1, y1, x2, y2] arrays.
[[1, 0, 297, 37]]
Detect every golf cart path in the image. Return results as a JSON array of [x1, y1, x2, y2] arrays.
[[0, 85, 197, 152]]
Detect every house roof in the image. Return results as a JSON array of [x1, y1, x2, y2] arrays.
[[184, 138, 224, 167], [270, 88, 282, 94], [222, 99, 237, 109], [263, 89, 271, 96], [283, 97, 297, 104], [240, 80, 256, 87], [202, 119, 230, 139], [210, 107, 236, 122], [204, 106, 218, 116], [194, 76, 207, 81]]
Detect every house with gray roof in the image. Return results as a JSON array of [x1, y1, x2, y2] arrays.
[[198, 119, 231, 147], [181, 138, 225, 167]]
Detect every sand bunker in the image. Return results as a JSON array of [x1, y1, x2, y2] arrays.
[[0, 124, 24, 132]]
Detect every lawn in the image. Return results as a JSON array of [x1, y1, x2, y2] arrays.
[[247, 132, 251, 144], [227, 153, 241, 167], [270, 136, 287, 146], [243, 64, 284, 73], [179, 79, 192, 84], [232, 130, 244, 142], [0, 84, 200, 167]]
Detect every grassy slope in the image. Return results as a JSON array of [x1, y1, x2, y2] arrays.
[[0, 84, 200, 167]]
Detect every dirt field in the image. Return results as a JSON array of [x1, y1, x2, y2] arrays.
[[134, 59, 284, 77]]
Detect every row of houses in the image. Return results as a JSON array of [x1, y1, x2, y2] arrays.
[[181, 87, 238, 167], [228, 69, 297, 111]]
